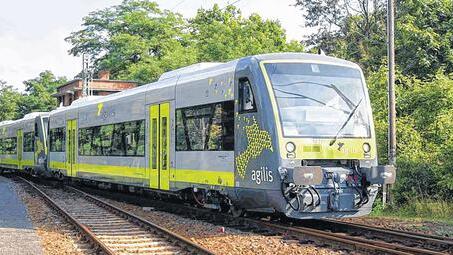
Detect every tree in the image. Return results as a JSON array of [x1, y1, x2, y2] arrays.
[[0, 80, 22, 121], [19, 71, 67, 117], [66, 1, 304, 84], [294, 0, 453, 78], [367, 67, 453, 203], [396, 0, 453, 78], [66, 0, 197, 84], [189, 4, 304, 62], [294, 0, 387, 72]]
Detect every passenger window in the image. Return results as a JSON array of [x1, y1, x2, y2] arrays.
[[239, 78, 256, 113], [23, 132, 35, 152], [0, 137, 17, 154], [78, 120, 145, 157], [175, 101, 234, 151], [50, 127, 65, 152]]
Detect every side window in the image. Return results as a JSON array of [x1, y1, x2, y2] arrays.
[[175, 111, 188, 151], [1, 137, 17, 154], [239, 78, 257, 113], [7, 138, 17, 154], [208, 101, 234, 150], [23, 132, 34, 152], [79, 120, 145, 157], [50, 128, 65, 152], [176, 101, 234, 151]]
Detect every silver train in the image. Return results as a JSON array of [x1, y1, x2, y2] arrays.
[[0, 53, 395, 219]]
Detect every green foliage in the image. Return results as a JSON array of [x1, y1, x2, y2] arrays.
[[397, 0, 453, 77], [372, 199, 453, 223], [0, 81, 22, 121], [190, 4, 303, 62], [66, 0, 197, 83], [295, 0, 453, 78], [66, 1, 304, 84], [19, 71, 67, 117], [0, 71, 66, 121], [367, 67, 453, 203]]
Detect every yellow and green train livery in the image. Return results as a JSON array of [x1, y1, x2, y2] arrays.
[[0, 53, 395, 219]]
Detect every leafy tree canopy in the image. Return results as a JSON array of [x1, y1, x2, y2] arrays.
[[190, 4, 304, 62], [19, 71, 67, 116], [295, 0, 453, 78], [0, 80, 22, 121], [66, 0, 304, 84]]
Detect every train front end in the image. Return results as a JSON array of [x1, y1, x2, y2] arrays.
[[234, 54, 395, 219]]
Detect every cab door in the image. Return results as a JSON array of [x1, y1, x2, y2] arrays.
[[17, 129, 23, 170], [149, 102, 170, 190], [66, 119, 77, 177]]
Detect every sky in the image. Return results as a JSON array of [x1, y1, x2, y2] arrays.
[[0, 0, 312, 90]]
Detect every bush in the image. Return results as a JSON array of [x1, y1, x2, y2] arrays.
[[367, 68, 453, 204]]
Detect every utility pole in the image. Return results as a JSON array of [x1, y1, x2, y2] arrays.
[[384, 0, 396, 207], [82, 53, 91, 97]]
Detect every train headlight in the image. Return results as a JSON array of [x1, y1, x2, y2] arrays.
[[286, 142, 296, 153], [363, 143, 371, 153]]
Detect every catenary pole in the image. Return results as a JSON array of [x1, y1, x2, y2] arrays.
[[384, 0, 396, 207]]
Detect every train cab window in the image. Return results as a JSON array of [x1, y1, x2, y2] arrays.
[[49, 127, 65, 152], [23, 132, 34, 152], [176, 101, 234, 151], [239, 78, 257, 113]]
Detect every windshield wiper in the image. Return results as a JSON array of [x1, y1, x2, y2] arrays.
[[329, 98, 363, 146], [274, 88, 350, 114], [274, 81, 356, 110]]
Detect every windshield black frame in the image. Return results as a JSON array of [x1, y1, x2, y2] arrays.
[[264, 62, 372, 139]]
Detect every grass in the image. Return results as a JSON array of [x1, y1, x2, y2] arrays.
[[370, 199, 453, 224]]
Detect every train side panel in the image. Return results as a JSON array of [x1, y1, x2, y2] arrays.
[[172, 62, 237, 192], [76, 91, 146, 186]]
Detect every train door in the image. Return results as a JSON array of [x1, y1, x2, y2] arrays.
[[17, 129, 23, 170], [149, 102, 170, 190], [66, 119, 77, 177]]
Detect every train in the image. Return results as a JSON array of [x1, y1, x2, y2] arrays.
[[0, 53, 395, 219]]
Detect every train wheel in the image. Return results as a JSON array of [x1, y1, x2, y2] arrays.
[[230, 205, 245, 218]]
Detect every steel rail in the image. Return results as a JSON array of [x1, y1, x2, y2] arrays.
[[255, 218, 450, 255], [71, 184, 450, 255], [18, 176, 215, 255], [17, 176, 116, 255], [65, 186, 214, 255], [319, 219, 453, 251]]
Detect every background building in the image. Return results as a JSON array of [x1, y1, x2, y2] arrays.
[[53, 71, 137, 106]]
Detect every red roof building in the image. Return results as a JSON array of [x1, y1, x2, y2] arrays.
[[53, 71, 137, 106]]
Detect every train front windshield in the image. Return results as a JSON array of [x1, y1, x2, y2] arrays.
[[264, 62, 371, 138]]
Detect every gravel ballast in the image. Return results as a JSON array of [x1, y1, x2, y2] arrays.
[[92, 196, 345, 255], [14, 181, 95, 255]]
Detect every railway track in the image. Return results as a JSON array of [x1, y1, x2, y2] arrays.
[[17, 176, 214, 255], [72, 183, 453, 255], [303, 218, 453, 253]]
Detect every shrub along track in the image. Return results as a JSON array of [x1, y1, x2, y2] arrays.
[[71, 182, 453, 255], [16, 176, 214, 255]]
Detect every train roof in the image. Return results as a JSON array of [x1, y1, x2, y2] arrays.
[[48, 52, 361, 114], [250, 52, 360, 68], [0, 112, 49, 128]]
